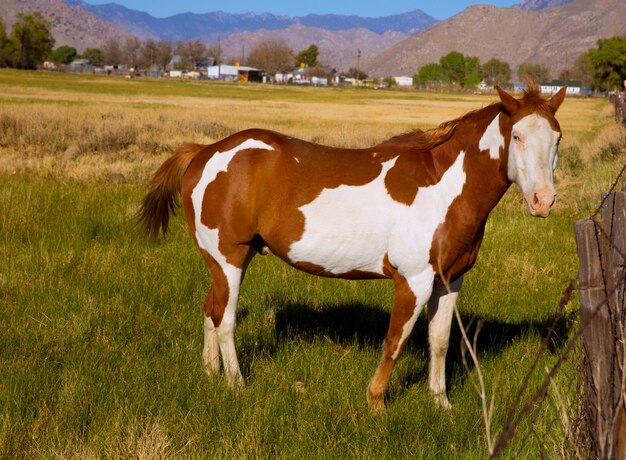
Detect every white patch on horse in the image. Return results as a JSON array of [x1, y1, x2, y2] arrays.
[[288, 157, 397, 275], [288, 151, 467, 280], [479, 113, 504, 159], [203, 316, 219, 374]]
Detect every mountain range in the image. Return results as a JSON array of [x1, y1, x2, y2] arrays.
[[1, 0, 623, 79], [63, 1, 437, 41], [361, 0, 626, 78]]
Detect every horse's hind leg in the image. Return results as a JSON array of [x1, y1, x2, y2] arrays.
[[201, 248, 253, 386], [427, 275, 463, 409]]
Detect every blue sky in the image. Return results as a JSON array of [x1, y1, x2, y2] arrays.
[[83, 1, 518, 20]]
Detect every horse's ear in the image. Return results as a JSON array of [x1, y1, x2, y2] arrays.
[[548, 86, 566, 113], [496, 86, 520, 114]]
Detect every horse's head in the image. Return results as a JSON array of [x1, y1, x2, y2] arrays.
[[497, 85, 566, 217]]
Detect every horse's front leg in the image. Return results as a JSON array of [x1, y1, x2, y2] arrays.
[[367, 270, 434, 410], [427, 275, 463, 409]]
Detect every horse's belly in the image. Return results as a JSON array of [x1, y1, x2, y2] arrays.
[[287, 224, 388, 276], [286, 182, 390, 276]]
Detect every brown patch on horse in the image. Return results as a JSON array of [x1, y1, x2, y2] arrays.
[[380, 125, 458, 205], [384, 149, 459, 206], [200, 249, 229, 325], [427, 105, 510, 282]]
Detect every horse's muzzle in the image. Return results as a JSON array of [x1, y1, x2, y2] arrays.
[[525, 188, 556, 217]]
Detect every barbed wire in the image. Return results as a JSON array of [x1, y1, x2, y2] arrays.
[[491, 160, 626, 458], [592, 163, 626, 219]]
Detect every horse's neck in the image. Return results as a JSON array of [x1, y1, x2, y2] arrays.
[[444, 106, 511, 216]]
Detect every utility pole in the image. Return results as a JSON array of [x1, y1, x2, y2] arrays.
[[356, 49, 361, 85], [217, 35, 221, 80]]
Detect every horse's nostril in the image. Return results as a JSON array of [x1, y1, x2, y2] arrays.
[[533, 193, 540, 206]]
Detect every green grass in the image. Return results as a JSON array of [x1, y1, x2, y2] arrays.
[[0, 68, 492, 105], [0, 167, 596, 459], [1, 70, 624, 458]]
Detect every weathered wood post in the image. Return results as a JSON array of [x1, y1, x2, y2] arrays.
[[575, 190, 626, 459]]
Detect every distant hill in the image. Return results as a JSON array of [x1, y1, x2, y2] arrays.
[[362, 0, 626, 78], [1, 0, 131, 51], [63, 1, 437, 42]]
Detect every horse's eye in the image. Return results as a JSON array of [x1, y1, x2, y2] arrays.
[[513, 135, 520, 142]]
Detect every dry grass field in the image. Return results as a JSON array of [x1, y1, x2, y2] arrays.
[[1, 69, 625, 458], [1, 69, 620, 184]]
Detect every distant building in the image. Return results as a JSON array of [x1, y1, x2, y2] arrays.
[[540, 80, 582, 95], [207, 65, 264, 82], [275, 67, 308, 84], [394, 76, 413, 87], [69, 59, 92, 72]]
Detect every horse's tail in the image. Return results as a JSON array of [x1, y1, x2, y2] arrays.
[[137, 143, 205, 239]]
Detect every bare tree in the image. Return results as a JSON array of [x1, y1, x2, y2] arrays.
[[247, 39, 294, 75], [139, 38, 158, 69], [124, 36, 142, 69], [155, 40, 173, 71], [175, 39, 208, 69], [102, 38, 122, 66], [517, 62, 550, 84]]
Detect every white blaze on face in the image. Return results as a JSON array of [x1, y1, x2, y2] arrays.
[[507, 114, 560, 216]]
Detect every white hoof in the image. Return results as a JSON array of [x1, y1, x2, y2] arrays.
[[432, 392, 452, 410]]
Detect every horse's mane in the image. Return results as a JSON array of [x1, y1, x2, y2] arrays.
[[380, 84, 554, 152], [436, 83, 551, 131], [379, 124, 456, 150]]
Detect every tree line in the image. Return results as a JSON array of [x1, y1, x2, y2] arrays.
[[0, 12, 322, 75], [413, 37, 626, 91]]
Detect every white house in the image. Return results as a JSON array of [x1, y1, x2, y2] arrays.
[[540, 80, 582, 95], [208, 65, 263, 82], [394, 76, 414, 87]]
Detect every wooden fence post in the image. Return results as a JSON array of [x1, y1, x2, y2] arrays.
[[575, 191, 626, 459]]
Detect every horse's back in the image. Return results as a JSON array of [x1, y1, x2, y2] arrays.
[[180, 129, 398, 273]]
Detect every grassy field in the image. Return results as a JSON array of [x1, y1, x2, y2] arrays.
[[1, 69, 625, 458]]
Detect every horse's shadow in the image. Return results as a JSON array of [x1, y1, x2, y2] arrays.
[[253, 301, 569, 404]]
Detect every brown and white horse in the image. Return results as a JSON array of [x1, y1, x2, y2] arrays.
[[138, 85, 566, 409]]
